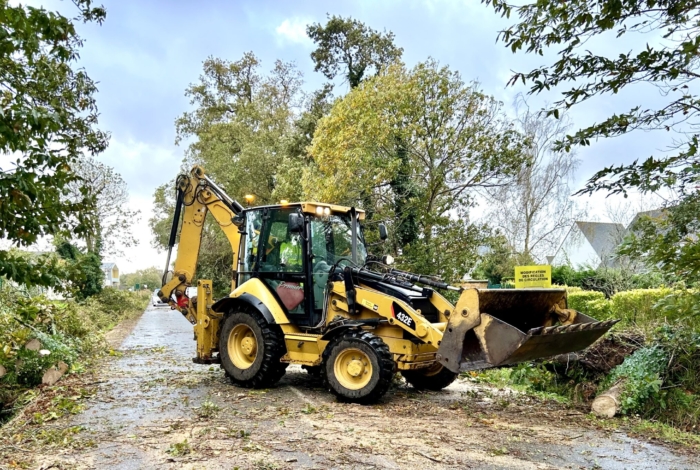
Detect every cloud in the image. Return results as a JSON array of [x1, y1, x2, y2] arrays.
[[275, 18, 312, 47]]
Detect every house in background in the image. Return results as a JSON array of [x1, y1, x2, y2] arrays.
[[101, 262, 119, 287], [552, 210, 666, 269]]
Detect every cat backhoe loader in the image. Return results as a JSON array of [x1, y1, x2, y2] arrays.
[[159, 166, 617, 403]]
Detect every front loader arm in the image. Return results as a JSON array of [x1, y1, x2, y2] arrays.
[[159, 166, 244, 322]]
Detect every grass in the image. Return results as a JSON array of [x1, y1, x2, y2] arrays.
[[166, 439, 191, 456]]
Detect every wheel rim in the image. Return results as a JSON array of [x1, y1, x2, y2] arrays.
[[228, 324, 257, 369], [334, 348, 373, 390]]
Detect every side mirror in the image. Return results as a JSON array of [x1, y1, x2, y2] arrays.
[[289, 213, 304, 234], [378, 223, 388, 241]]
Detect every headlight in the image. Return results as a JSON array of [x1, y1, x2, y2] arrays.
[[382, 255, 395, 265], [323, 207, 331, 216], [316, 206, 324, 215]]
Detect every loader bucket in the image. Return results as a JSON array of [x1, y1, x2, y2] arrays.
[[438, 289, 618, 372]]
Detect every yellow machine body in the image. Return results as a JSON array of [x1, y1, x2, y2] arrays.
[[160, 166, 616, 399]]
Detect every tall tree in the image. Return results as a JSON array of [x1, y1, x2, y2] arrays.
[[175, 53, 303, 203], [307, 60, 526, 280], [152, 53, 304, 295], [65, 157, 139, 256], [484, 0, 700, 281], [486, 96, 582, 261], [307, 15, 403, 88], [0, 1, 108, 287]]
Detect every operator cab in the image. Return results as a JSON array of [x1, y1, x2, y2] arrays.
[[239, 203, 367, 327]]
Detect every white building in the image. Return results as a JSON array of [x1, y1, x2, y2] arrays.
[[553, 210, 666, 269], [100, 262, 120, 287]]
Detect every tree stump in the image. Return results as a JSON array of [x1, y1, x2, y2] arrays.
[[0, 364, 5, 379], [591, 379, 626, 418]]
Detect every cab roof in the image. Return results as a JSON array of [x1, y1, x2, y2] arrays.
[[245, 202, 366, 220]]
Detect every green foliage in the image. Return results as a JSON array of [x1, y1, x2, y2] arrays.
[[307, 15, 403, 88], [152, 53, 308, 295], [599, 326, 700, 429], [567, 287, 698, 331], [307, 60, 527, 280], [567, 290, 610, 318], [0, 285, 148, 418], [472, 233, 534, 285], [553, 265, 667, 297], [0, 249, 65, 288], [120, 266, 162, 290], [602, 345, 668, 415], [620, 197, 700, 285], [484, 0, 700, 287], [166, 439, 191, 457], [0, 1, 108, 288], [55, 241, 103, 300], [552, 265, 597, 288]]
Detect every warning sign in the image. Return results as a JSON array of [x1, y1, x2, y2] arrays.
[[514, 265, 552, 288]]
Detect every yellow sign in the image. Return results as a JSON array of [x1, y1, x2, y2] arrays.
[[514, 265, 552, 288]]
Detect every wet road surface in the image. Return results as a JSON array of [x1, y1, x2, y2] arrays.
[[28, 306, 700, 469]]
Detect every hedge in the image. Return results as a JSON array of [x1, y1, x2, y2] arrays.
[[568, 288, 698, 333]]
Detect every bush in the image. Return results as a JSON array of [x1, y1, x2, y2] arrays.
[[568, 287, 698, 331], [0, 285, 148, 418], [567, 290, 605, 318], [600, 345, 668, 415], [611, 288, 674, 327], [598, 326, 700, 430]]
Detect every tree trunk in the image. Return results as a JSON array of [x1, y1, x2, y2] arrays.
[[591, 379, 626, 418]]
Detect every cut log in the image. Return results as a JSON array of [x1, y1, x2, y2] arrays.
[[42, 361, 69, 386], [0, 364, 5, 378], [591, 379, 626, 418]]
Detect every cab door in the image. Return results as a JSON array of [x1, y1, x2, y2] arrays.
[[245, 207, 314, 326]]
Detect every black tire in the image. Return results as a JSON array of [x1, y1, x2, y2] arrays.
[[219, 309, 287, 388], [322, 330, 394, 404], [401, 363, 458, 391]]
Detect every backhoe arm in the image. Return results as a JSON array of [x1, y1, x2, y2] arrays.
[[158, 166, 244, 322]]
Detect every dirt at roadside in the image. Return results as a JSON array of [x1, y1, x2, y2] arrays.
[[1, 306, 698, 470]]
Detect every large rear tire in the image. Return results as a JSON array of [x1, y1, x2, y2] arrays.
[[322, 330, 394, 404], [219, 309, 287, 388], [401, 363, 458, 391]]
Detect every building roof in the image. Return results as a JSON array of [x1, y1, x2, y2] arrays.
[[574, 221, 626, 261], [100, 262, 117, 270]]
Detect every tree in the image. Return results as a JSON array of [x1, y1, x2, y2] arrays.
[[273, 84, 334, 202], [306, 60, 527, 280], [120, 266, 161, 290], [175, 53, 304, 204], [307, 15, 403, 88], [485, 96, 582, 261], [152, 53, 305, 296], [472, 233, 534, 285], [0, 1, 108, 287], [483, 0, 700, 280], [55, 239, 103, 300], [65, 157, 139, 256]]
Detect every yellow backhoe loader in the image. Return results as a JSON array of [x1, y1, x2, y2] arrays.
[[159, 166, 617, 403]]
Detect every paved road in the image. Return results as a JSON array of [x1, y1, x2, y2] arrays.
[[30, 305, 700, 469]]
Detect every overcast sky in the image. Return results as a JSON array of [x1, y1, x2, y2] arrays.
[[23, 0, 674, 272]]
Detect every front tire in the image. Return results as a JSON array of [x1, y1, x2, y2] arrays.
[[219, 309, 287, 388], [322, 330, 394, 404], [401, 363, 458, 391]]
